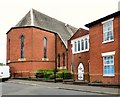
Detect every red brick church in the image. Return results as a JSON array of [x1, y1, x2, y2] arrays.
[[6, 9, 77, 77]]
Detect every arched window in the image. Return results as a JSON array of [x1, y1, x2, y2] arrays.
[[58, 54, 60, 67], [63, 53, 65, 66], [44, 37, 47, 58], [20, 35, 24, 58]]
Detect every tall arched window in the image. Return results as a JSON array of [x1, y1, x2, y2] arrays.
[[20, 35, 24, 58], [58, 54, 60, 67], [63, 53, 65, 66], [44, 37, 47, 58]]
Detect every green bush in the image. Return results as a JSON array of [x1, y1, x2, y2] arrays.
[[35, 73, 44, 78], [35, 69, 72, 79], [56, 70, 72, 79], [92, 80, 103, 83], [49, 73, 61, 79], [44, 72, 54, 79], [36, 70, 54, 79], [37, 70, 54, 73]]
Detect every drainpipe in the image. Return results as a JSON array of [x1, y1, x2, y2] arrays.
[[54, 33, 57, 83]]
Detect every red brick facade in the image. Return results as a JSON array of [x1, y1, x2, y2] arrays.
[[7, 27, 67, 77], [68, 28, 90, 81], [88, 16, 120, 84]]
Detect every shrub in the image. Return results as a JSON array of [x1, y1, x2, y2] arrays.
[[44, 72, 54, 79], [92, 80, 103, 83], [35, 70, 54, 78], [35, 73, 44, 78], [35, 69, 72, 79], [49, 73, 61, 79], [57, 70, 72, 79]]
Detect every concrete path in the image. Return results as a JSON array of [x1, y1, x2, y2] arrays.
[[5, 79, 120, 96]]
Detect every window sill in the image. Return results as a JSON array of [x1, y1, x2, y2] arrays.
[[103, 74, 115, 77], [7, 60, 11, 63], [73, 49, 89, 54], [102, 40, 114, 44], [18, 58, 26, 61], [42, 58, 49, 61]]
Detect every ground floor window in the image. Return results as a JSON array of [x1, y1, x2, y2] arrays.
[[103, 55, 114, 76]]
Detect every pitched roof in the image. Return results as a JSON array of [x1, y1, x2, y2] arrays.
[[69, 28, 89, 41], [85, 11, 120, 28], [15, 9, 78, 48]]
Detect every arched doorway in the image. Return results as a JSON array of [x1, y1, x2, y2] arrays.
[[78, 63, 84, 80]]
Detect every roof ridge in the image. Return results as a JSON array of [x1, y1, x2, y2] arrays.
[[32, 8, 77, 29]]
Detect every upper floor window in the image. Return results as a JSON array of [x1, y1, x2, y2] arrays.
[[102, 18, 114, 43], [44, 37, 47, 58], [85, 38, 88, 49], [78, 41, 80, 51], [74, 42, 77, 52], [71, 35, 89, 54], [81, 39, 84, 50], [20, 35, 24, 58]]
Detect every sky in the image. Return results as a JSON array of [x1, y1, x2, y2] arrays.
[[0, 0, 119, 64]]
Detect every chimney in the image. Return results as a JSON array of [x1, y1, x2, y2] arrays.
[[118, 1, 120, 11]]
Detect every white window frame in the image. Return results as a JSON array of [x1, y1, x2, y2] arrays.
[[102, 51, 115, 76], [71, 35, 89, 54], [102, 18, 114, 44]]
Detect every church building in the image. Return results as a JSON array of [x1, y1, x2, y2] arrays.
[[6, 9, 77, 77]]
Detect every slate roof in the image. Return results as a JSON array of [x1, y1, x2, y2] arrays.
[[15, 9, 78, 48], [85, 11, 120, 28]]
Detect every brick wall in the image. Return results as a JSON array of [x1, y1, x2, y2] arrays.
[[89, 16, 120, 84], [7, 27, 66, 77], [68, 28, 90, 81]]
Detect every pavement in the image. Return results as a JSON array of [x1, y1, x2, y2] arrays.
[[5, 79, 120, 96]]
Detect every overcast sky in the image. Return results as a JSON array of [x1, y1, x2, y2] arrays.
[[0, 0, 119, 64]]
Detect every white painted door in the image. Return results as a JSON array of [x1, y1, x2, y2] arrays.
[[78, 63, 84, 80]]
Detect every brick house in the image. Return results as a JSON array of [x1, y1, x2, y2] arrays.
[[6, 9, 77, 78], [85, 11, 120, 84], [68, 28, 90, 81]]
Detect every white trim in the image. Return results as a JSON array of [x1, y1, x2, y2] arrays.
[[103, 74, 115, 77], [102, 51, 115, 57], [18, 58, 26, 61], [71, 35, 89, 54], [7, 60, 10, 63], [71, 34, 89, 41], [102, 18, 114, 24], [102, 39, 114, 44]]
